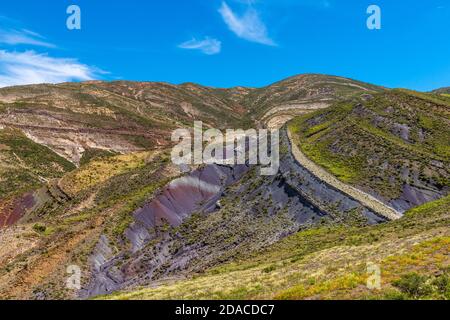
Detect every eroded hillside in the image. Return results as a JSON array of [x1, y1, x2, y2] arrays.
[[101, 196, 450, 300], [289, 90, 450, 212], [0, 74, 448, 300]]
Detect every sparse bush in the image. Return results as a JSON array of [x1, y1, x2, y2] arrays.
[[432, 273, 450, 299], [33, 223, 47, 233], [392, 273, 432, 298], [262, 265, 277, 273]]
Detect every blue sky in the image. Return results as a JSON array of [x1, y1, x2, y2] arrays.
[[0, 0, 449, 91]]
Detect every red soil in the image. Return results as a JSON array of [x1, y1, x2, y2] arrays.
[[0, 193, 35, 228]]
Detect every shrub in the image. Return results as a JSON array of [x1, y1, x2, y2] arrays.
[[33, 223, 47, 233], [262, 265, 277, 273], [392, 273, 432, 298], [432, 273, 450, 299]]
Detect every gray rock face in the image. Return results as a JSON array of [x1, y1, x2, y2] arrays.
[[125, 164, 250, 253], [390, 184, 444, 213], [79, 235, 118, 298], [278, 131, 385, 225], [81, 129, 386, 298]]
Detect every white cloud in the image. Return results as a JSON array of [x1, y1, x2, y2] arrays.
[[178, 37, 222, 55], [218, 1, 275, 46], [0, 50, 103, 88], [0, 28, 56, 48]]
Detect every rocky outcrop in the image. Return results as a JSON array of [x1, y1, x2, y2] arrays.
[[287, 129, 402, 221], [80, 163, 250, 297], [125, 164, 250, 253]]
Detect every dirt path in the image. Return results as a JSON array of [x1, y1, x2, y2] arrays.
[[287, 128, 402, 221]]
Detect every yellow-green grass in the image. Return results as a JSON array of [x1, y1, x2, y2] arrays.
[[60, 151, 153, 196]]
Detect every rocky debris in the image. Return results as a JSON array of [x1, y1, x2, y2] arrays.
[[81, 163, 250, 297], [125, 164, 250, 253], [391, 123, 410, 142], [361, 94, 374, 101]]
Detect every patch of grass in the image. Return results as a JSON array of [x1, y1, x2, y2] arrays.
[[79, 148, 118, 166], [61, 151, 151, 195], [392, 273, 431, 298]]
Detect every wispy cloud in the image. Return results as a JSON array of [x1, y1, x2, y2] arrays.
[[178, 37, 222, 55], [218, 1, 275, 46], [0, 50, 104, 87], [0, 28, 56, 48]]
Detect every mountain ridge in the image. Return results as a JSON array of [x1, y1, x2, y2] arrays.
[[0, 74, 449, 300]]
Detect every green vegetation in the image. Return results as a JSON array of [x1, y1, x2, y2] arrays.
[[1, 77, 449, 300], [60, 151, 150, 195], [32, 223, 47, 233], [0, 129, 75, 199], [242, 74, 383, 120], [288, 91, 450, 200], [79, 148, 118, 166]]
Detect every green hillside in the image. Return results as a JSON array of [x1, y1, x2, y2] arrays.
[[288, 90, 450, 209], [0, 128, 75, 199]]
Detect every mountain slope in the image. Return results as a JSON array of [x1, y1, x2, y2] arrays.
[[0, 74, 383, 218], [433, 87, 450, 95], [81, 130, 387, 298], [288, 90, 450, 212], [243, 74, 384, 128], [0, 75, 448, 300], [101, 195, 450, 300], [1, 75, 377, 167], [0, 128, 75, 199]]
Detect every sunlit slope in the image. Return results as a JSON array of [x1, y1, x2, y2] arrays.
[[242, 74, 384, 123], [0, 128, 75, 199], [1, 76, 449, 301], [288, 90, 450, 212], [432, 87, 450, 96], [0, 149, 178, 299]]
